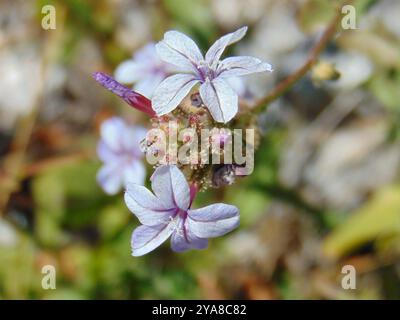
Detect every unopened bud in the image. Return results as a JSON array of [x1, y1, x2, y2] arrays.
[[311, 61, 340, 84], [212, 165, 236, 187], [92, 72, 156, 116]]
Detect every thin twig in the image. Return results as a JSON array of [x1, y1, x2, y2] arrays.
[[250, 182, 327, 229], [252, 2, 347, 114], [0, 109, 40, 214], [23, 150, 93, 177], [0, 30, 60, 215]]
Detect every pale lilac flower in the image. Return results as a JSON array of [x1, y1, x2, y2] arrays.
[[114, 43, 173, 98], [97, 117, 147, 195], [152, 26, 273, 123], [125, 165, 240, 256]]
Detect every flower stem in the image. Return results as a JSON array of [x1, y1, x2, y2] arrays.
[[189, 183, 199, 206], [252, 1, 349, 114]]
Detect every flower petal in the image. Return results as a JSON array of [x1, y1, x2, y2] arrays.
[[115, 43, 168, 86], [156, 30, 203, 73], [125, 183, 174, 226], [97, 163, 124, 195], [114, 60, 145, 84], [199, 78, 238, 123], [152, 74, 199, 116], [100, 117, 126, 151], [131, 223, 175, 256], [124, 126, 147, 153], [123, 161, 146, 186], [151, 165, 190, 210], [133, 42, 159, 64], [188, 203, 240, 238], [97, 141, 117, 163], [99, 117, 145, 160], [170, 219, 208, 252], [218, 56, 273, 78], [225, 77, 247, 97], [134, 73, 166, 98], [205, 26, 247, 68]]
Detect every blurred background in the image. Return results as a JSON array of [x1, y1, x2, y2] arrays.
[[1, 0, 400, 299]]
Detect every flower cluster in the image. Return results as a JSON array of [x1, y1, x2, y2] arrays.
[[93, 26, 272, 256]]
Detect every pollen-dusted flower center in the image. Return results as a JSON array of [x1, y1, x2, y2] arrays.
[[176, 208, 188, 219], [197, 61, 216, 82]]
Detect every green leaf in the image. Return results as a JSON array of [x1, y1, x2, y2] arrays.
[[162, 0, 216, 46], [226, 186, 269, 227], [97, 201, 130, 240], [323, 185, 400, 258], [33, 167, 67, 247], [368, 70, 400, 111]]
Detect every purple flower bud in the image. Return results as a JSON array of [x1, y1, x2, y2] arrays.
[[212, 164, 236, 187], [190, 93, 203, 107], [92, 72, 155, 117]]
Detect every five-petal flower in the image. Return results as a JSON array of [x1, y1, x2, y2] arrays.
[[152, 26, 272, 123], [97, 117, 147, 195], [125, 165, 240, 256]]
